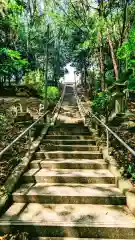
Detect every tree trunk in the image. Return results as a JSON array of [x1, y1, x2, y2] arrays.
[[106, 28, 119, 80], [80, 70, 83, 85], [120, 0, 128, 46], [89, 79, 93, 100], [97, 0, 105, 90], [84, 60, 87, 87], [99, 32, 105, 90], [44, 25, 49, 112]]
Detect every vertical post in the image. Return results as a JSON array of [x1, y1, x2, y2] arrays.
[[106, 129, 109, 155], [28, 129, 32, 154], [44, 24, 50, 113], [74, 71, 76, 89]]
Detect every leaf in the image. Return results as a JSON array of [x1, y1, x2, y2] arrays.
[[131, 173, 135, 178], [82, 40, 90, 48], [7, 49, 21, 59], [128, 164, 132, 173]]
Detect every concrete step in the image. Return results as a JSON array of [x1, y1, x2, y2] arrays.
[[42, 139, 96, 145], [48, 124, 89, 129], [0, 203, 135, 238], [47, 131, 90, 135], [22, 169, 115, 184], [49, 123, 86, 128], [35, 151, 102, 160], [39, 145, 99, 151], [44, 135, 93, 140], [48, 129, 89, 133], [47, 126, 90, 133], [30, 159, 107, 170], [13, 183, 126, 205], [32, 238, 135, 240]]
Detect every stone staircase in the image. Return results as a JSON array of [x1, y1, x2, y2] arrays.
[[0, 84, 135, 239], [0, 123, 135, 239]]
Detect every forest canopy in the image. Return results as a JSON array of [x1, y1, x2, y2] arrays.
[[0, 0, 135, 95]]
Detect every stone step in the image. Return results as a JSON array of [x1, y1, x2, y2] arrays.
[[48, 126, 90, 132], [35, 151, 102, 160], [13, 183, 126, 205], [39, 145, 99, 151], [32, 238, 135, 240], [42, 139, 96, 145], [22, 169, 115, 184], [51, 123, 85, 126], [48, 124, 88, 130], [47, 131, 90, 135], [30, 159, 107, 170], [44, 135, 93, 140], [47, 134, 91, 137], [0, 203, 135, 238]]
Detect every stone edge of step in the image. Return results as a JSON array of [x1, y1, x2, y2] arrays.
[[31, 238, 135, 240], [29, 159, 107, 169]]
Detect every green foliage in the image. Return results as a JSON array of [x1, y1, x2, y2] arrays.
[[8, 0, 24, 12], [94, 76, 101, 91], [105, 70, 115, 86], [24, 69, 44, 97], [117, 42, 131, 60], [128, 162, 135, 182], [47, 86, 60, 104], [0, 48, 28, 77], [117, 25, 135, 70], [128, 75, 135, 90], [0, 0, 66, 86], [117, 24, 135, 90], [92, 90, 112, 118], [24, 70, 60, 102]]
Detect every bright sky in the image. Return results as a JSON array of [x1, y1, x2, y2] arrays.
[[60, 63, 80, 84], [64, 63, 75, 83]]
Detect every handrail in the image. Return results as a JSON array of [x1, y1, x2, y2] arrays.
[[0, 110, 49, 158], [74, 86, 135, 157], [51, 84, 66, 124], [52, 84, 66, 116], [89, 111, 135, 156], [0, 84, 66, 158]]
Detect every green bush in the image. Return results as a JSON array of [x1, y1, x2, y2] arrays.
[[127, 162, 135, 183], [128, 75, 135, 90], [92, 90, 112, 120], [47, 86, 60, 105], [105, 70, 115, 87], [24, 70, 60, 104], [24, 69, 44, 97]]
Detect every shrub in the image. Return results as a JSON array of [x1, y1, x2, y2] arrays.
[[24, 69, 44, 97], [47, 86, 60, 105], [91, 90, 112, 121], [24, 70, 60, 104], [128, 75, 135, 90]]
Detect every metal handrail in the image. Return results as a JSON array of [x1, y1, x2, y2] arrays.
[[0, 84, 66, 158], [89, 111, 135, 156], [0, 110, 49, 158], [52, 84, 66, 116], [50, 84, 66, 125], [74, 86, 135, 157]]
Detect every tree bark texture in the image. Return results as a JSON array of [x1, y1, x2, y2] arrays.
[[107, 28, 119, 80], [99, 31, 105, 90]]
